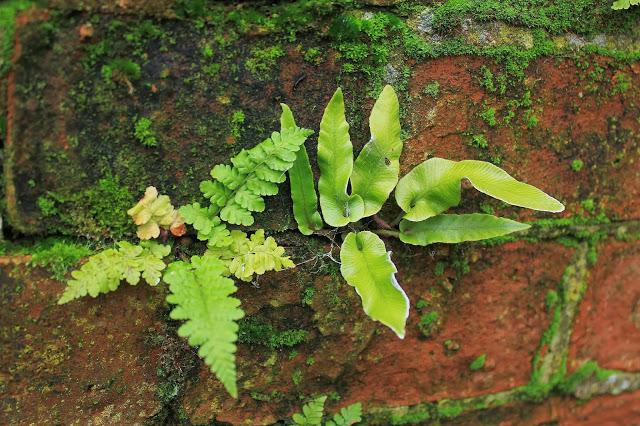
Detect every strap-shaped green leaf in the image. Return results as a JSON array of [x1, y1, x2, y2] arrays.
[[351, 85, 403, 217], [399, 213, 531, 246], [282, 104, 323, 235], [340, 231, 409, 338], [395, 158, 565, 222], [317, 88, 364, 227]]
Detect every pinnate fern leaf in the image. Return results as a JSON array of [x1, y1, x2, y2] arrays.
[[164, 254, 245, 398], [58, 241, 170, 304], [326, 403, 362, 426], [206, 229, 295, 281], [179, 202, 231, 243], [292, 395, 327, 426], [199, 106, 313, 226]]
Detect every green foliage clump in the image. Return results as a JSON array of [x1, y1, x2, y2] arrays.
[[101, 58, 141, 82], [480, 106, 498, 127], [469, 134, 489, 149], [571, 159, 584, 172], [29, 240, 92, 280], [470, 354, 487, 371], [134, 117, 158, 147], [58, 241, 170, 304], [230, 110, 245, 139], [417, 311, 441, 338]]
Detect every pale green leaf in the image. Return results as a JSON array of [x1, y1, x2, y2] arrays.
[[326, 403, 362, 426], [340, 231, 409, 338], [351, 85, 402, 217], [292, 395, 327, 426], [164, 254, 245, 398], [282, 103, 323, 235], [399, 213, 530, 246], [317, 88, 364, 226], [395, 158, 564, 222], [612, 0, 640, 10]]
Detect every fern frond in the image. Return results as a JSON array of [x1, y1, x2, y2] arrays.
[[58, 241, 170, 304], [292, 395, 327, 426], [200, 109, 313, 226], [127, 186, 184, 239], [164, 254, 245, 397], [179, 202, 231, 243], [326, 403, 362, 426], [206, 229, 295, 281]]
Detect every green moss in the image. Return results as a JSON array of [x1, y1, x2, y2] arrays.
[[437, 400, 464, 419], [571, 159, 584, 172], [480, 106, 498, 127], [292, 368, 303, 385], [417, 311, 440, 338], [469, 134, 489, 149], [85, 177, 135, 238], [469, 354, 487, 371], [422, 81, 440, 98], [134, 117, 158, 147], [245, 45, 285, 80], [0, 0, 33, 77], [545, 290, 559, 310], [430, 0, 640, 35], [29, 239, 92, 280], [301, 286, 315, 306], [238, 316, 308, 349], [612, 72, 631, 94], [304, 47, 322, 64], [101, 58, 141, 83], [390, 410, 431, 425], [230, 110, 246, 139], [557, 360, 617, 394]]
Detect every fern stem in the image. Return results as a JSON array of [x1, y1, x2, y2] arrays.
[[374, 229, 400, 239]]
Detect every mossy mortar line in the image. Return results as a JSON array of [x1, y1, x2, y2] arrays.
[[536, 243, 589, 384], [523, 219, 640, 241], [574, 371, 640, 400]]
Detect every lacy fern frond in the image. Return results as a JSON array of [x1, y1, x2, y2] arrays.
[[206, 229, 295, 281], [292, 395, 327, 426], [127, 186, 185, 239], [164, 254, 245, 398], [58, 241, 170, 304], [199, 108, 313, 226]]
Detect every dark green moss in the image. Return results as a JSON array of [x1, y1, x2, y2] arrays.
[[28, 239, 92, 280], [469, 354, 487, 371], [238, 316, 308, 349]]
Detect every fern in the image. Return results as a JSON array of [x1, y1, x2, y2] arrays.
[[326, 403, 362, 426], [179, 202, 231, 244], [127, 186, 185, 239], [199, 106, 314, 226], [292, 395, 327, 426], [58, 241, 170, 304], [164, 254, 245, 397], [206, 229, 295, 281]]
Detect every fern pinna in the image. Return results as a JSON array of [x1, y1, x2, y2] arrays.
[[60, 86, 564, 402]]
